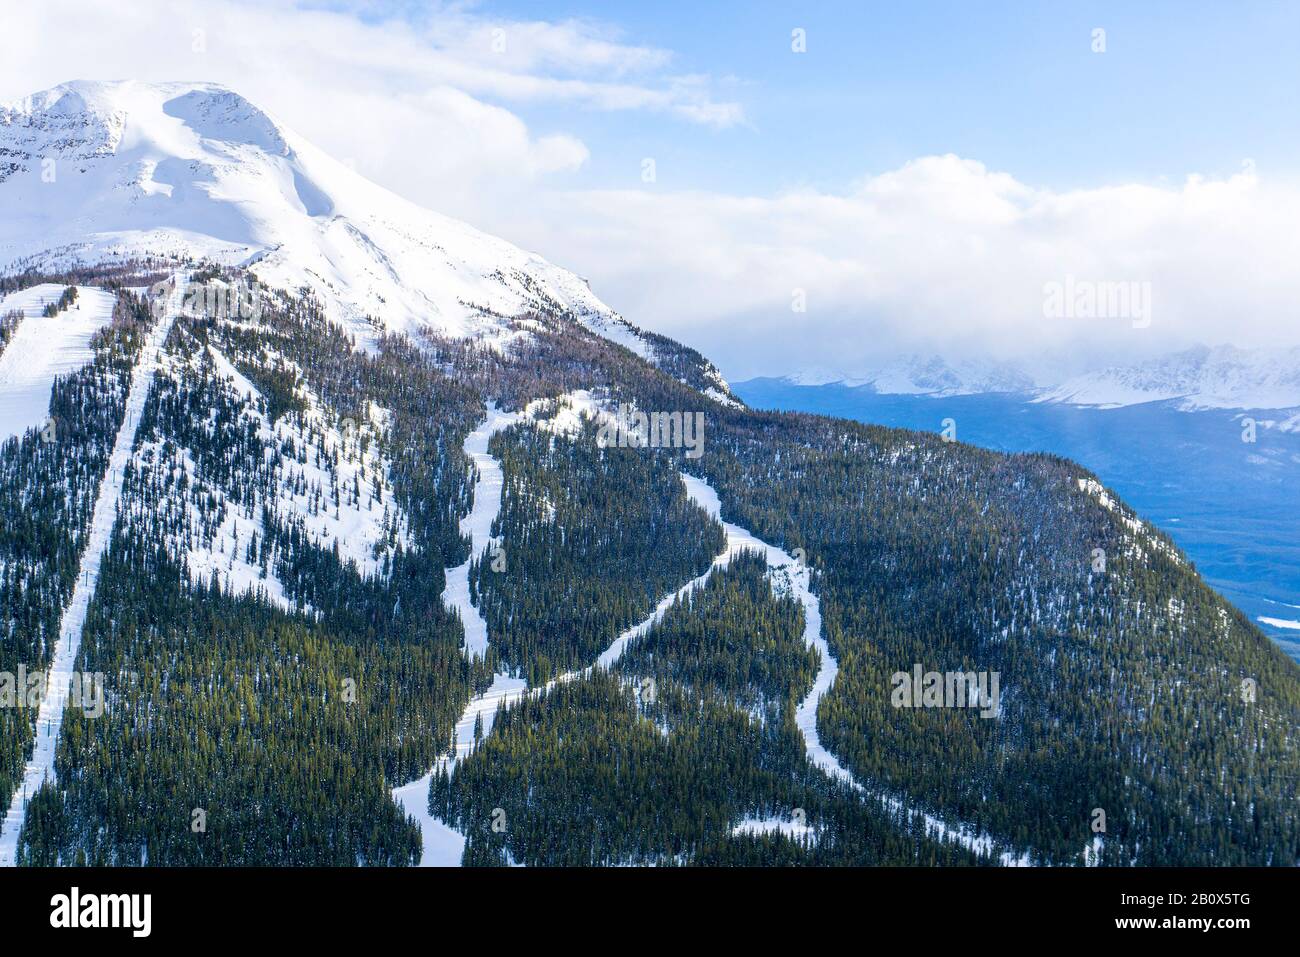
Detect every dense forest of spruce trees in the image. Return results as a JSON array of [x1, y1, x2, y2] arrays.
[[469, 414, 724, 684], [434, 554, 983, 865], [1, 281, 153, 821], [1, 258, 1296, 866]]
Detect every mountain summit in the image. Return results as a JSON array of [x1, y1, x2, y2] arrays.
[[0, 80, 619, 344]]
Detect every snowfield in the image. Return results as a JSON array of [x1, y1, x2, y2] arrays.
[[0, 285, 116, 443], [731, 816, 818, 843], [0, 276, 183, 866], [126, 340, 410, 612]]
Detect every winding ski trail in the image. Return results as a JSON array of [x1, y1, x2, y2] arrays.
[[390, 407, 733, 866], [392, 401, 1028, 866], [0, 276, 183, 866], [443, 406, 522, 659], [682, 475, 1029, 864], [391, 405, 523, 866]]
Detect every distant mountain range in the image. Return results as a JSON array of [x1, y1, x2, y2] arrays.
[[782, 347, 1300, 428], [1038, 345, 1300, 418], [786, 355, 1038, 397]]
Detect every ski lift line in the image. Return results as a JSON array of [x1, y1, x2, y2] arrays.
[[0, 273, 186, 867]]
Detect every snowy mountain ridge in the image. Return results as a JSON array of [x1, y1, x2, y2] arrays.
[[785, 354, 1041, 397], [783, 345, 1300, 420], [0, 79, 661, 359], [1035, 344, 1300, 413]]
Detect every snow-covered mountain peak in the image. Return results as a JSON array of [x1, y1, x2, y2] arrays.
[[2, 80, 290, 173], [781, 344, 1300, 418], [0, 80, 623, 345], [786, 354, 1038, 396], [1, 80, 134, 167], [1037, 344, 1300, 411], [159, 84, 292, 156]]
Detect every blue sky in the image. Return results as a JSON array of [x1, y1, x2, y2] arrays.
[[398, 0, 1300, 195], [6, 0, 1300, 377]]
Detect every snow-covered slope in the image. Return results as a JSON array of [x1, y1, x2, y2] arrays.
[[122, 340, 410, 613], [0, 284, 117, 443], [0, 80, 627, 347], [394, 393, 1028, 866], [1036, 345, 1300, 412], [443, 406, 522, 658]]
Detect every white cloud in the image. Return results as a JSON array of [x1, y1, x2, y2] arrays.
[[318, 85, 590, 200], [501, 156, 1300, 380], [0, 0, 743, 128], [425, 15, 675, 77]]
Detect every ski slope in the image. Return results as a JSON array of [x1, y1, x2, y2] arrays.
[[444, 407, 522, 658], [678, 474, 862, 788], [390, 405, 524, 866], [680, 474, 1031, 864], [390, 397, 718, 865], [390, 462, 731, 866], [390, 672, 527, 867], [129, 343, 410, 612], [391, 395, 1031, 866], [388, 400, 851, 866], [0, 285, 117, 443], [0, 276, 182, 866]]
